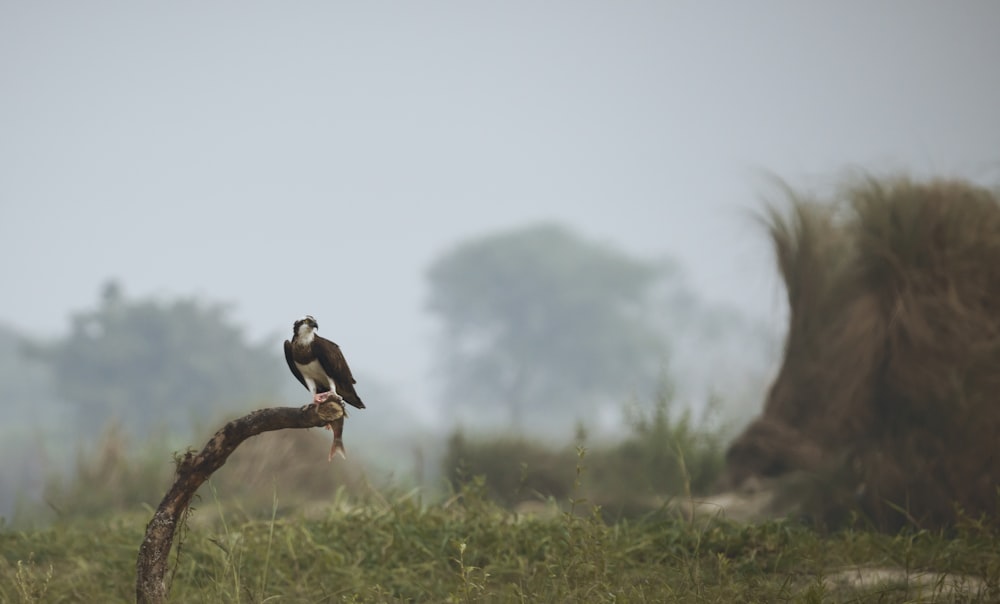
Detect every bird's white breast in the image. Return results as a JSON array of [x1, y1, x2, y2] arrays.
[[297, 359, 333, 388]]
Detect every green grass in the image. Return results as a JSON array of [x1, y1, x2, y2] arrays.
[[4, 399, 999, 603], [2, 476, 998, 603], [5, 381, 998, 602]]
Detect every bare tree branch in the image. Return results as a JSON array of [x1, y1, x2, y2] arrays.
[[135, 401, 345, 604]]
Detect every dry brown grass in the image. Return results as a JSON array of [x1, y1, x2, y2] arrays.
[[726, 173, 1000, 532], [28, 414, 366, 525]]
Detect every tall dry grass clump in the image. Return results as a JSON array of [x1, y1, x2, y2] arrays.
[[726, 174, 1000, 532]]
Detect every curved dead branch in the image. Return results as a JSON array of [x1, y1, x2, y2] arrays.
[[135, 401, 345, 604]]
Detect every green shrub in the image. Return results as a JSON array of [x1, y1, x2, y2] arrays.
[[587, 391, 728, 517], [442, 388, 728, 519], [442, 430, 578, 508]]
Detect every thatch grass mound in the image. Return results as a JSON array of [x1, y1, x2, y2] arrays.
[[725, 174, 1000, 532]]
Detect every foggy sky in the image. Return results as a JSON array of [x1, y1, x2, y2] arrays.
[[2, 1, 999, 415]]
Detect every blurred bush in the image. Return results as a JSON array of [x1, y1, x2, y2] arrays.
[[17, 414, 366, 526], [14, 376, 728, 526], [442, 388, 728, 520]]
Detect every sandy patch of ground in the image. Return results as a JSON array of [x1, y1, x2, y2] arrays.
[[823, 565, 990, 600]]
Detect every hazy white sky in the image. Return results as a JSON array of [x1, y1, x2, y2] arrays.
[[3, 1, 999, 410]]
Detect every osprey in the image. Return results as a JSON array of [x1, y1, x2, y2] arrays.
[[284, 315, 365, 460]]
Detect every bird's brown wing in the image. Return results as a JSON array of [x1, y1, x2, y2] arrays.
[[315, 336, 366, 409], [284, 339, 308, 391]]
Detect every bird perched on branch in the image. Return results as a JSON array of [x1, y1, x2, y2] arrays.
[[284, 315, 365, 460]]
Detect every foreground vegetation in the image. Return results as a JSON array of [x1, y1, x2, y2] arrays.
[[3, 475, 999, 603], [5, 374, 997, 602]]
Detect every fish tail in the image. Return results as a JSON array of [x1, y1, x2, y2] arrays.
[[328, 438, 346, 461]]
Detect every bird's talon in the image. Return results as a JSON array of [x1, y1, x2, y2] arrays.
[[314, 391, 341, 405]]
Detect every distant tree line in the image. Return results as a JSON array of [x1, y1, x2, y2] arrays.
[[20, 281, 285, 438]]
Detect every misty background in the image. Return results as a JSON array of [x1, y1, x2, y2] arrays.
[[2, 2, 999, 518]]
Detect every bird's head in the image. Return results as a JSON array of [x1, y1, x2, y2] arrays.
[[293, 315, 319, 337]]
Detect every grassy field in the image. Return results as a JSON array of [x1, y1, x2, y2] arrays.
[[4, 378, 999, 602], [3, 476, 999, 604]]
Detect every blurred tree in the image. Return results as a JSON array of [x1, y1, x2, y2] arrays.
[[24, 280, 285, 438], [0, 323, 64, 518], [425, 222, 674, 428], [0, 323, 55, 411]]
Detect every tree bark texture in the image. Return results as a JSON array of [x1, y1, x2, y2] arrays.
[[135, 401, 345, 604]]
